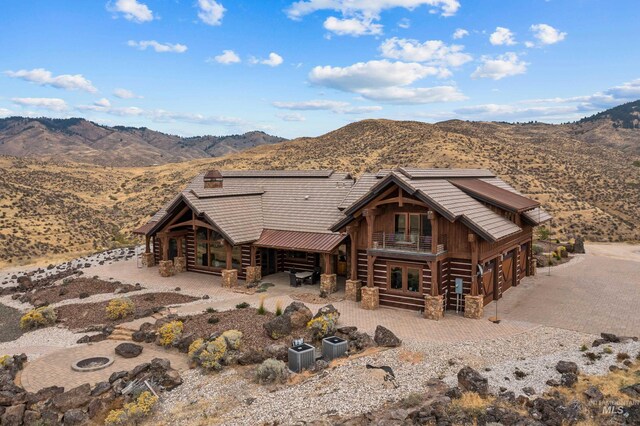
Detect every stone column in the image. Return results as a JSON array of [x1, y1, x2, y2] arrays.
[[173, 256, 186, 273], [245, 266, 261, 284], [320, 274, 337, 294], [222, 269, 238, 288], [141, 252, 155, 267], [345, 279, 362, 302], [424, 295, 444, 320], [464, 295, 483, 319], [361, 286, 379, 310], [158, 260, 174, 277]]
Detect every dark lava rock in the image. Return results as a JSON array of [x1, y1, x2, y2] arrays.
[[522, 386, 536, 396], [374, 325, 401, 347], [76, 333, 107, 344], [600, 332, 620, 343], [52, 383, 91, 412], [1, 404, 25, 426], [445, 387, 462, 399], [546, 379, 561, 387], [283, 302, 313, 329], [560, 372, 578, 388], [556, 360, 579, 374], [457, 366, 489, 396], [108, 371, 127, 383], [583, 385, 603, 401], [114, 343, 143, 358], [132, 330, 146, 342], [90, 382, 111, 397], [620, 383, 640, 398], [514, 369, 528, 379], [263, 315, 292, 340], [63, 408, 88, 425], [175, 333, 197, 353]]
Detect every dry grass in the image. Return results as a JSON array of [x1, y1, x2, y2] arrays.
[[450, 392, 495, 416], [554, 361, 640, 404]]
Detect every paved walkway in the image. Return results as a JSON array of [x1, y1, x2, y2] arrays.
[[20, 340, 189, 392], [485, 243, 640, 336]]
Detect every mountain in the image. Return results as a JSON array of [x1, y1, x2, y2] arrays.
[[1, 104, 639, 267], [0, 117, 286, 166]]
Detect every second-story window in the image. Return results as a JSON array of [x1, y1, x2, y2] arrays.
[[394, 213, 432, 241]]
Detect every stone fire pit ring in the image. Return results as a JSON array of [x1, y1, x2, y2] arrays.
[[71, 356, 115, 372]]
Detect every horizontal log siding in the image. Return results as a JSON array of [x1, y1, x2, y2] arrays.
[[447, 259, 472, 310], [282, 251, 316, 272]]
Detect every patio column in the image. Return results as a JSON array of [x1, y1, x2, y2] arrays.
[[345, 224, 362, 302], [320, 252, 337, 295], [222, 240, 238, 288], [245, 246, 261, 284], [424, 260, 443, 320], [174, 236, 186, 273], [141, 235, 155, 267], [464, 233, 483, 319], [158, 234, 174, 277], [363, 208, 380, 288]]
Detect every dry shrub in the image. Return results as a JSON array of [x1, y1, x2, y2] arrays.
[[20, 306, 57, 330], [157, 320, 183, 347], [106, 297, 134, 320]]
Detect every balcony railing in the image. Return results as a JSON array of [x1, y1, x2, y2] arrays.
[[371, 232, 446, 254]]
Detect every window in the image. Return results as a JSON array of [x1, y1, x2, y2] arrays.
[[394, 214, 406, 238], [387, 263, 423, 294], [195, 227, 239, 271], [394, 213, 432, 241]]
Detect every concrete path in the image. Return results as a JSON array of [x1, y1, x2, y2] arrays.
[[485, 243, 640, 336]]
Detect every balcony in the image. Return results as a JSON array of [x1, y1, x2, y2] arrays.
[[371, 232, 446, 254]]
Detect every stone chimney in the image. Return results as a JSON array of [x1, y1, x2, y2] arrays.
[[204, 170, 223, 189]]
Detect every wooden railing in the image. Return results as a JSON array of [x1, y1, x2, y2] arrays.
[[371, 232, 446, 253]]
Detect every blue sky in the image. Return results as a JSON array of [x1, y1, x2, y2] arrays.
[[1, 0, 639, 138]]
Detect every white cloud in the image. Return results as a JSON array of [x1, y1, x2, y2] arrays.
[[0, 108, 12, 117], [529, 24, 566, 46], [127, 40, 188, 53], [489, 27, 516, 46], [286, 0, 461, 20], [308, 60, 464, 104], [252, 52, 283, 67], [379, 37, 472, 67], [197, 0, 225, 26], [273, 99, 383, 114], [5, 68, 97, 93], [276, 112, 306, 121], [113, 88, 142, 99], [323, 16, 383, 36], [12, 97, 68, 112], [452, 28, 468, 39], [471, 52, 528, 80], [211, 50, 241, 64], [108, 0, 154, 23], [398, 18, 411, 29], [286, 0, 460, 36], [94, 98, 111, 108]]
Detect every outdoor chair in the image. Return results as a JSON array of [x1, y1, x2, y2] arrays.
[[311, 267, 321, 284], [289, 272, 301, 287]]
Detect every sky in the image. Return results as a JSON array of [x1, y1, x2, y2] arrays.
[[1, 0, 639, 138]]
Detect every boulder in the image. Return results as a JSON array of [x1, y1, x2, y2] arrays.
[[457, 366, 489, 396], [349, 331, 375, 352], [108, 371, 127, 383], [555, 360, 578, 374], [620, 383, 640, 399], [175, 332, 197, 353], [22, 409, 41, 425], [600, 332, 620, 343], [115, 343, 143, 358], [90, 382, 111, 397], [560, 372, 578, 388], [265, 344, 288, 361], [147, 358, 182, 390], [263, 315, 292, 340], [283, 302, 313, 329], [374, 325, 401, 347], [573, 236, 585, 254], [26, 386, 64, 404], [313, 304, 340, 320], [1, 404, 25, 426], [52, 384, 91, 412], [132, 331, 146, 342], [63, 408, 88, 425], [583, 385, 603, 401]]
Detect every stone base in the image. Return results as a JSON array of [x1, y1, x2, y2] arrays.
[[141, 252, 155, 267], [173, 256, 186, 273], [361, 286, 379, 310], [345, 279, 362, 302], [464, 295, 483, 319], [424, 295, 444, 320], [158, 260, 174, 277], [245, 266, 261, 284], [320, 274, 337, 294], [222, 269, 238, 288]]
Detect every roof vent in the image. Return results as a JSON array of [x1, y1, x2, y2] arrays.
[[204, 170, 223, 189], [304, 195, 310, 200]]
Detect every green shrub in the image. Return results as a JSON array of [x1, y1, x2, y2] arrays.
[[633, 160, 640, 167], [257, 295, 267, 315], [603, 346, 613, 354], [275, 300, 283, 316], [580, 344, 588, 352], [205, 307, 217, 314], [188, 330, 243, 371], [222, 330, 242, 350], [307, 312, 339, 340], [106, 298, 135, 320], [532, 244, 543, 255], [20, 306, 57, 330], [157, 321, 183, 347], [208, 316, 219, 324], [255, 358, 288, 384], [536, 226, 550, 241], [236, 302, 250, 309], [104, 391, 158, 426]]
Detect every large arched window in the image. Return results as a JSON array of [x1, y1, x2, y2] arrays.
[[195, 227, 242, 271]]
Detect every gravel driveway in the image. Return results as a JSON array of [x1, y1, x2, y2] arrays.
[[0, 303, 23, 343]]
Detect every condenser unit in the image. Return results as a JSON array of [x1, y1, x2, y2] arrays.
[[288, 343, 315, 373], [322, 336, 348, 361]]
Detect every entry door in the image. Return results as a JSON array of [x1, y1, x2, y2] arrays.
[[502, 252, 514, 292], [261, 249, 277, 276], [482, 260, 495, 306], [168, 238, 178, 260]]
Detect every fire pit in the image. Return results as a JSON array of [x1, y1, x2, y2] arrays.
[[71, 356, 114, 372]]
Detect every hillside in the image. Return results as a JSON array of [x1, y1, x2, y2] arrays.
[[1, 116, 639, 267], [0, 117, 286, 166]]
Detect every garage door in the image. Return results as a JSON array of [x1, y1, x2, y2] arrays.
[[482, 260, 495, 306], [502, 252, 514, 292]]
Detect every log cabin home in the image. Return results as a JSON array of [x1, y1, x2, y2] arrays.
[[134, 168, 551, 319]]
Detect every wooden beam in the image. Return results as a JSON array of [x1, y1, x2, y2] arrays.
[[469, 233, 479, 296], [372, 197, 428, 208], [430, 210, 439, 255], [250, 245, 257, 267], [161, 235, 169, 261], [323, 252, 332, 275], [145, 236, 151, 253], [225, 240, 233, 270], [367, 255, 377, 288], [430, 260, 439, 296], [160, 206, 190, 232], [398, 187, 403, 207], [346, 225, 358, 281], [177, 237, 183, 257]]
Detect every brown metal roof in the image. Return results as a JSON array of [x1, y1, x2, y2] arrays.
[[132, 221, 158, 235], [253, 229, 346, 253], [449, 178, 540, 213]]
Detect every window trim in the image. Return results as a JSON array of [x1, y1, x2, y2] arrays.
[[386, 262, 423, 295], [393, 213, 432, 239]]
